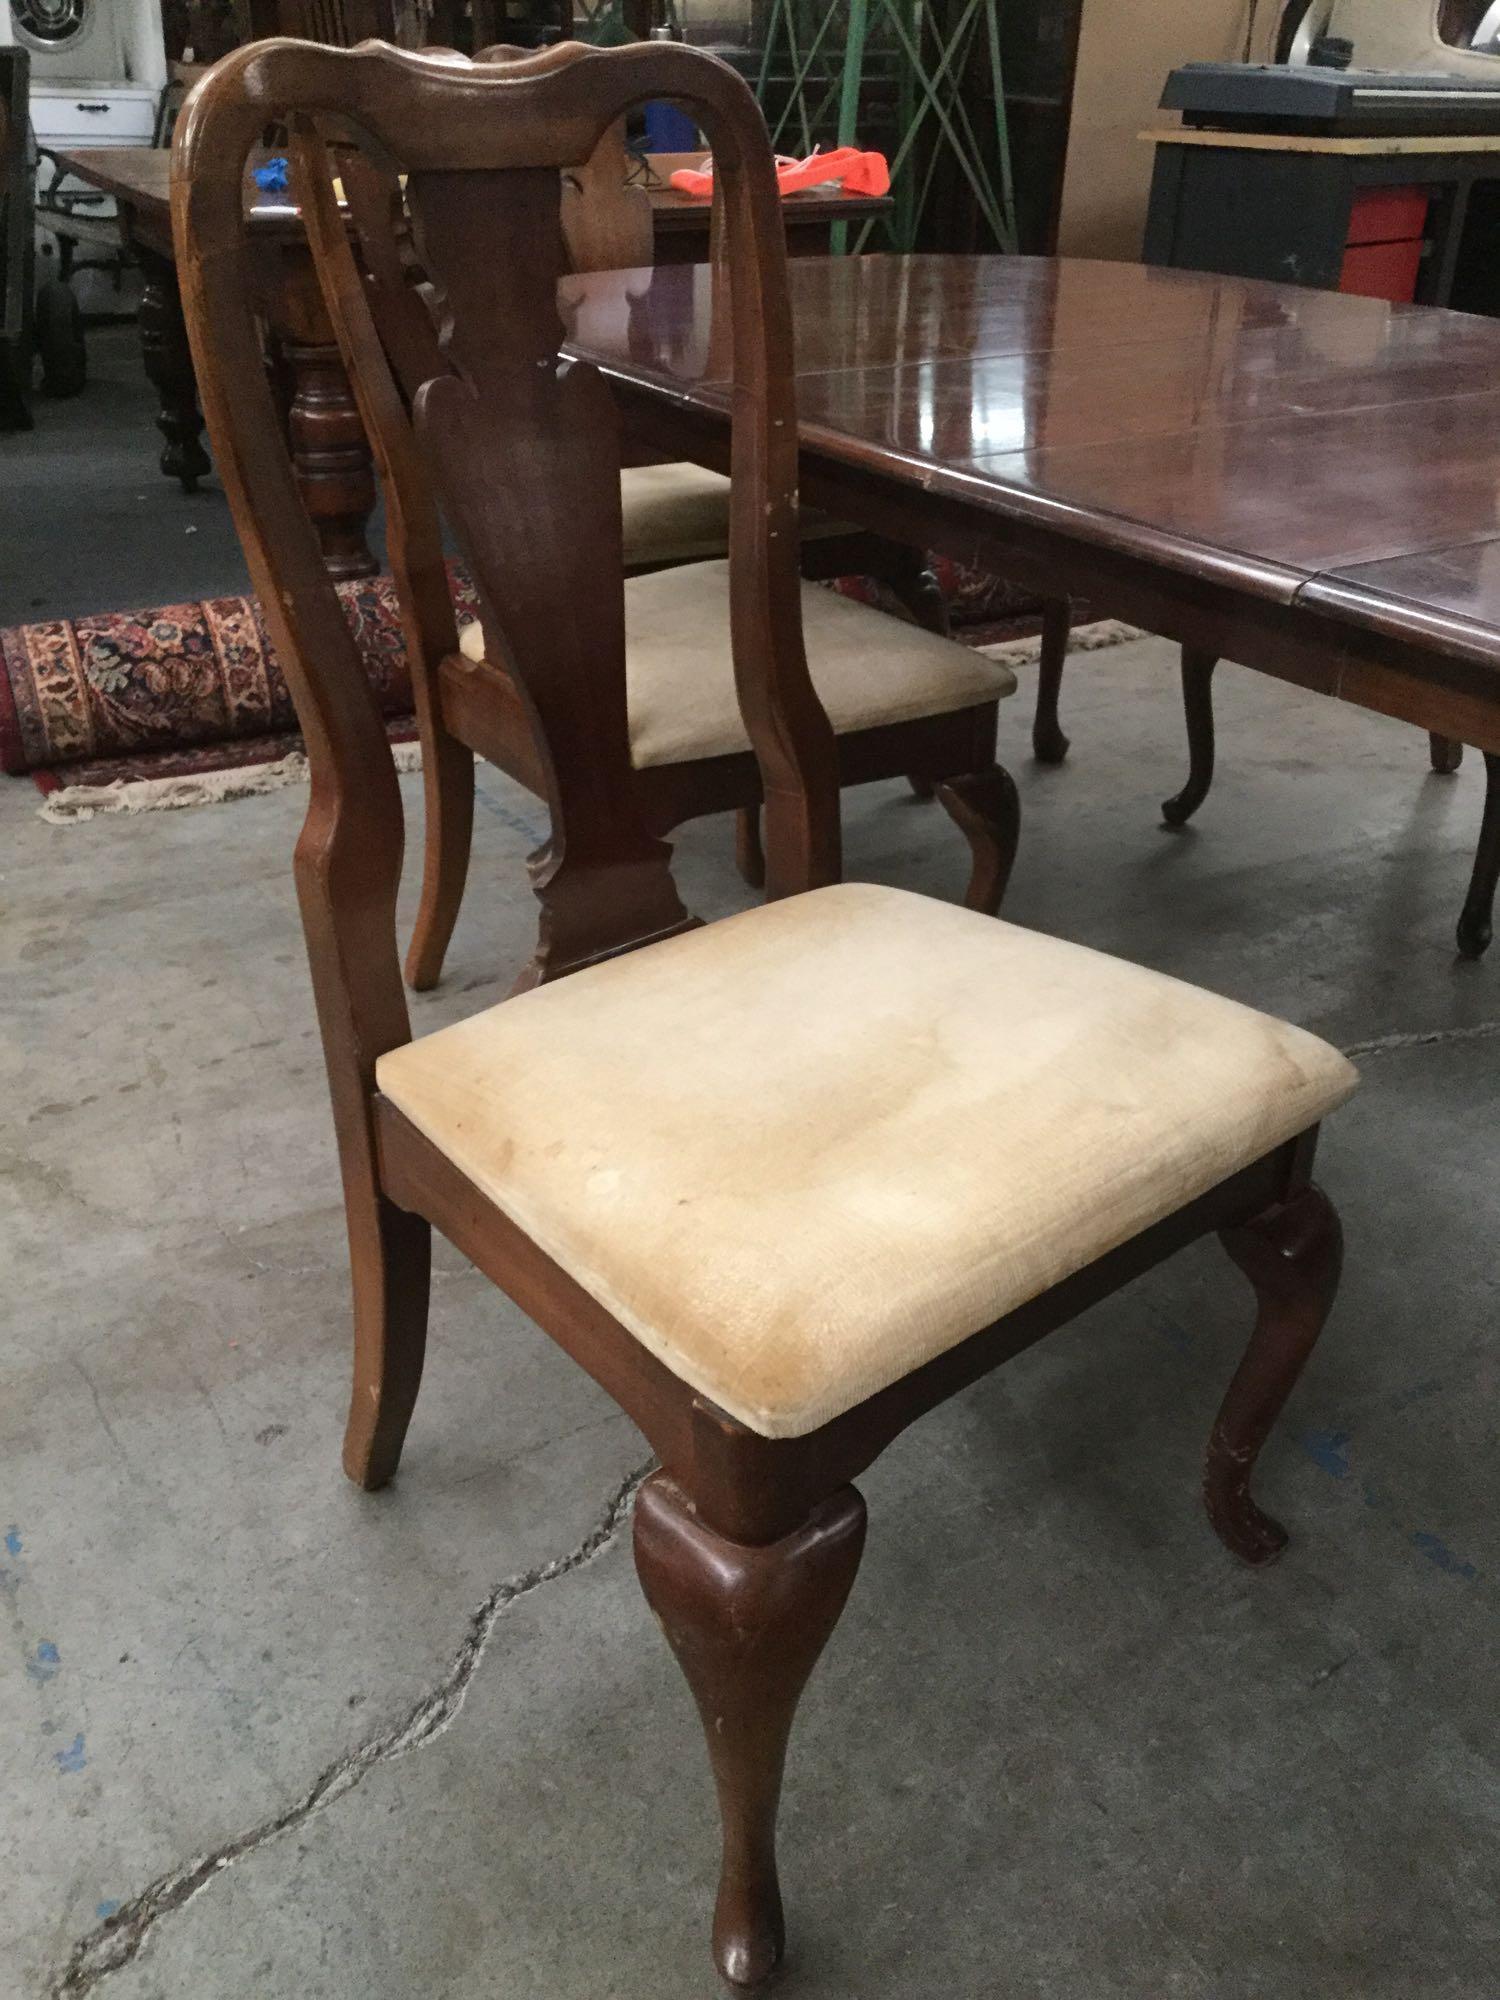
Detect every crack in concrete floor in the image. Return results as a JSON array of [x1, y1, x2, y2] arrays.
[[1342, 1018, 1500, 1060], [45, 1460, 654, 1999]]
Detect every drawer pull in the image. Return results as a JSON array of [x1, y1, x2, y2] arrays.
[[75, 102, 110, 113]]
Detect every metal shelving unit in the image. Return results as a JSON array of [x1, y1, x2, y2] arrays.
[[752, 0, 1017, 252]]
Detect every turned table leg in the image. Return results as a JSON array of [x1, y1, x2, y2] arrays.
[[137, 247, 210, 494], [282, 336, 380, 581], [258, 244, 379, 582]]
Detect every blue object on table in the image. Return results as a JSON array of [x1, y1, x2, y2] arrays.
[[253, 156, 290, 193], [643, 101, 698, 152]]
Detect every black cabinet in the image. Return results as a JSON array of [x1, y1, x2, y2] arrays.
[[1143, 130, 1500, 312]]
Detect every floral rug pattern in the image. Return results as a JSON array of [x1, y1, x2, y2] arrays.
[[0, 565, 480, 788]]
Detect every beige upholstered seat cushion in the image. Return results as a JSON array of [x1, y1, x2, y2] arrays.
[[376, 884, 1357, 1440], [620, 462, 847, 565], [458, 559, 1015, 768], [620, 462, 740, 565]]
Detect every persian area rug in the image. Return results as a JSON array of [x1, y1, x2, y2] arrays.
[[3, 552, 1142, 821], [0, 563, 480, 794], [1, 553, 1052, 798], [32, 618, 1145, 823]]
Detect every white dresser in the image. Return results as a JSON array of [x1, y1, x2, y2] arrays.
[[3, 0, 165, 151]]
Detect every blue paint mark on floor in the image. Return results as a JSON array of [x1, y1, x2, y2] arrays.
[[53, 1733, 86, 1775], [1412, 1532, 1479, 1581], [95, 1900, 121, 1921], [3, 1526, 20, 1557], [1154, 1313, 1194, 1356], [473, 785, 546, 845], [1391, 1377, 1444, 1412], [26, 1640, 60, 1684], [1299, 1428, 1352, 1480]]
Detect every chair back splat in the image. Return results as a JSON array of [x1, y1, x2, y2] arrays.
[[171, 40, 840, 1043]]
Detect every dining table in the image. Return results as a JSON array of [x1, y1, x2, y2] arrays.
[[51, 142, 890, 579], [563, 251, 1500, 778]]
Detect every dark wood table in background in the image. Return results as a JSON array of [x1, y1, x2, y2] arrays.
[[566, 251, 1500, 767], [53, 144, 889, 579]]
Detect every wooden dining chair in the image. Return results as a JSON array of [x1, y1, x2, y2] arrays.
[[1040, 627, 1500, 959], [174, 36, 1359, 1987], [334, 76, 995, 992]]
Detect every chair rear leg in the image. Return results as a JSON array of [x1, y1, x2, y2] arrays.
[[342, 1195, 432, 1491], [1032, 597, 1072, 764], [634, 1473, 867, 1992], [936, 765, 1021, 916], [404, 721, 475, 991], [735, 806, 766, 890], [1162, 648, 1219, 827], [1209, 1183, 1342, 1566], [1430, 733, 1463, 775], [1457, 750, 1500, 959]]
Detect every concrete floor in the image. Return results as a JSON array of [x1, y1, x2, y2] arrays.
[[3, 322, 1499, 1999], [4, 323, 258, 626]]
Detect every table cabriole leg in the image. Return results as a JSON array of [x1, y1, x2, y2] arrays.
[[1457, 751, 1500, 960]]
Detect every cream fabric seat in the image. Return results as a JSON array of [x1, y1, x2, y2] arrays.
[[377, 883, 1358, 1440], [459, 558, 1015, 769], [620, 462, 850, 567]]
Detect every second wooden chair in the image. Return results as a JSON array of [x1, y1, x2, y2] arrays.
[[331, 94, 1019, 991]]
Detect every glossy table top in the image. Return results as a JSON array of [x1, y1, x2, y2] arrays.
[[562, 254, 1500, 661]]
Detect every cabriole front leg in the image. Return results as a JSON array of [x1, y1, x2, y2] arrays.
[[633, 1472, 867, 1990], [1209, 1182, 1343, 1566], [936, 763, 1021, 915]]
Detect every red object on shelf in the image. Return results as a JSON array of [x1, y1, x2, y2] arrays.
[[669, 148, 891, 201], [1345, 187, 1429, 245], [1338, 186, 1430, 303], [1340, 238, 1425, 301]]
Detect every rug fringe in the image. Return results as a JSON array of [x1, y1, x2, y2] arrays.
[[38, 741, 426, 823], [976, 617, 1144, 666]]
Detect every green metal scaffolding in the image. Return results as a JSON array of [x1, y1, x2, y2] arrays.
[[754, 0, 1017, 254]]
